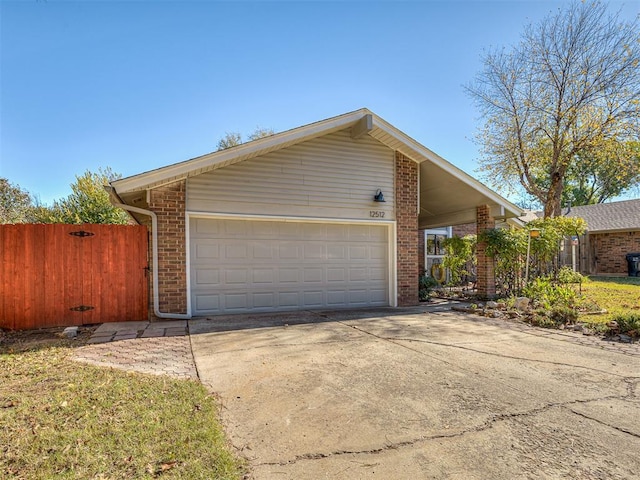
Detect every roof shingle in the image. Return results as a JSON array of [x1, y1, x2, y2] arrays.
[[565, 199, 640, 232]]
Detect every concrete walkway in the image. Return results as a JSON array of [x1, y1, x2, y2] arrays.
[[73, 320, 198, 379]]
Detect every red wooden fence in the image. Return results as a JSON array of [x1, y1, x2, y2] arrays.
[[0, 224, 148, 330]]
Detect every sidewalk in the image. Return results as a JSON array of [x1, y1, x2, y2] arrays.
[[73, 320, 198, 380]]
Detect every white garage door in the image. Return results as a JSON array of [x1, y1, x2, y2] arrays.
[[190, 218, 389, 315]]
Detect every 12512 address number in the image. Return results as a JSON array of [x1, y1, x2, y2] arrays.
[[369, 211, 385, 218]]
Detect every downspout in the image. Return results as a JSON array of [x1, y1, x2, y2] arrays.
[[109, 197, 191, 320]]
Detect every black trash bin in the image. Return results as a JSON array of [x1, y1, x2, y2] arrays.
[[626, 253, 640, 277]]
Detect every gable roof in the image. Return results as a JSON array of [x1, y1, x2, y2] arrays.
[[566, 199, 640, 233], [111, 108, 522, 228]]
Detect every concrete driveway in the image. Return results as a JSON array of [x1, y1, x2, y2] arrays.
[[189, 303, 640, 479]]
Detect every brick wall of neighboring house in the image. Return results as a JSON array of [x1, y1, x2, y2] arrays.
[[395, 152, 419, 306], [476, 205, 496, 298], [452, 222, 476, 238], [592, 231, 640, 275], [148, 180, 188, 316]]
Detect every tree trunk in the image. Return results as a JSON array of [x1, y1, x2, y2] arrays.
[[544, 171, 564, 217]]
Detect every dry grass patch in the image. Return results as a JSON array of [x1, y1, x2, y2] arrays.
[[0, 342, 245, 479]]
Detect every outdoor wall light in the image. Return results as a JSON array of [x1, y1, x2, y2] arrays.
[[374, 189, 386, 202]]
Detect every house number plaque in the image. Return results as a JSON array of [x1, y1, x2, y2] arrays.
[[369, 211, 385, 218]]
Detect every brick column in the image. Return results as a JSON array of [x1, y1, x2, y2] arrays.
[[395, 152, 419, 306], [476, 205, 496, 298], [148, 180, 187, 316]]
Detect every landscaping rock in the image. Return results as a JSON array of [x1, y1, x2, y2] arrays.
[[619, 334, 632, 343], [486, 301, 499, 309], [514, 297, 530, 311], [62, 326, 78, 339]]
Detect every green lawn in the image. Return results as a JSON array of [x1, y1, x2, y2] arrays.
[[580, 276, 640, 325], [0, 343, 245, 479]]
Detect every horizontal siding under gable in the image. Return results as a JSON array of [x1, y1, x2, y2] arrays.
[[187, 129, 395, 220]]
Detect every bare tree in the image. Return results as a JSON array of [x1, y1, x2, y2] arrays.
[[467, 0, 640, 217]]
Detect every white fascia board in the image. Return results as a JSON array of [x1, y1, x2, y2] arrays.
[[370, 114, 523, 218], [112, 108, 371, 195]]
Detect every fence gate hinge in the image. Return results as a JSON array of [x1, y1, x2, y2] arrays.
[[69, 230, 95, 238], [70, 305, 94, 312]]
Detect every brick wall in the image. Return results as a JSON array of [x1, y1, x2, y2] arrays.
[[148, 180, 187, 316], [476, 205, 496, 298], [452, 222, 476, 238], [592, 231, 640, 275], [395, 152, 419, 306]]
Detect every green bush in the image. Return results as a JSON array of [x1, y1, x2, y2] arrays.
[[549, 305, 578, 324], [419, 275, 439, 301], [522, 276, 579, 310], [530, 309, 562, 328], [557, 266, 585, 285], [442, 235, 476, 285], [611, 313, 640, 337]]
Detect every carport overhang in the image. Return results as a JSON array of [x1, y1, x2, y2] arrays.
[[418, 159, 518, 229], [360, 111, 522, 229]]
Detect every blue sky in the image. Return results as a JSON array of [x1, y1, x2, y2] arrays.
[[2, 0, 638, 205]]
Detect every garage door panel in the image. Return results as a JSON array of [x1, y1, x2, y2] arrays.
[[303, 291, 324, 307], [327, 267, 346, 282], [279, 244, 301, 259], [190, 218, 389, 315], [196, 242, 219, 259], [253, 292, 275, 308], [253, 244, 274, 259], [327, 290, 346, 305], [195, 268, 220, 285], [225, 269, 248, 284], [302, 268, 322, 283], [253, 269, 275, 284], [349, 246, 368, 260], [278, 292, 299, 307], [349, 268, 368, 281], [195, 293, 220, 311]]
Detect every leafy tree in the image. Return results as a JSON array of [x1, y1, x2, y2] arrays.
[[216, 127, 275, 151], [34, 168, 130, 224], [0, 178, 34, 224], [562, 141, 640, 205], [247, 127, 275, 141], [216, 132, 243, 151], [467, 0, 640, 217]]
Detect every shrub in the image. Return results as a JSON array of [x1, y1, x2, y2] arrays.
[[442, 235, 476, 285], [523, 276, 579, 310], [419, 275, 439, 301], [549, 305, 578, 324], [557, 266, 585, 285], [611, 313, 640, 337]]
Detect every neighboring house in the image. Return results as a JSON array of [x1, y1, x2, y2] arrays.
[[109, 109, 521, 318], [564, 200, 640, 275]]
